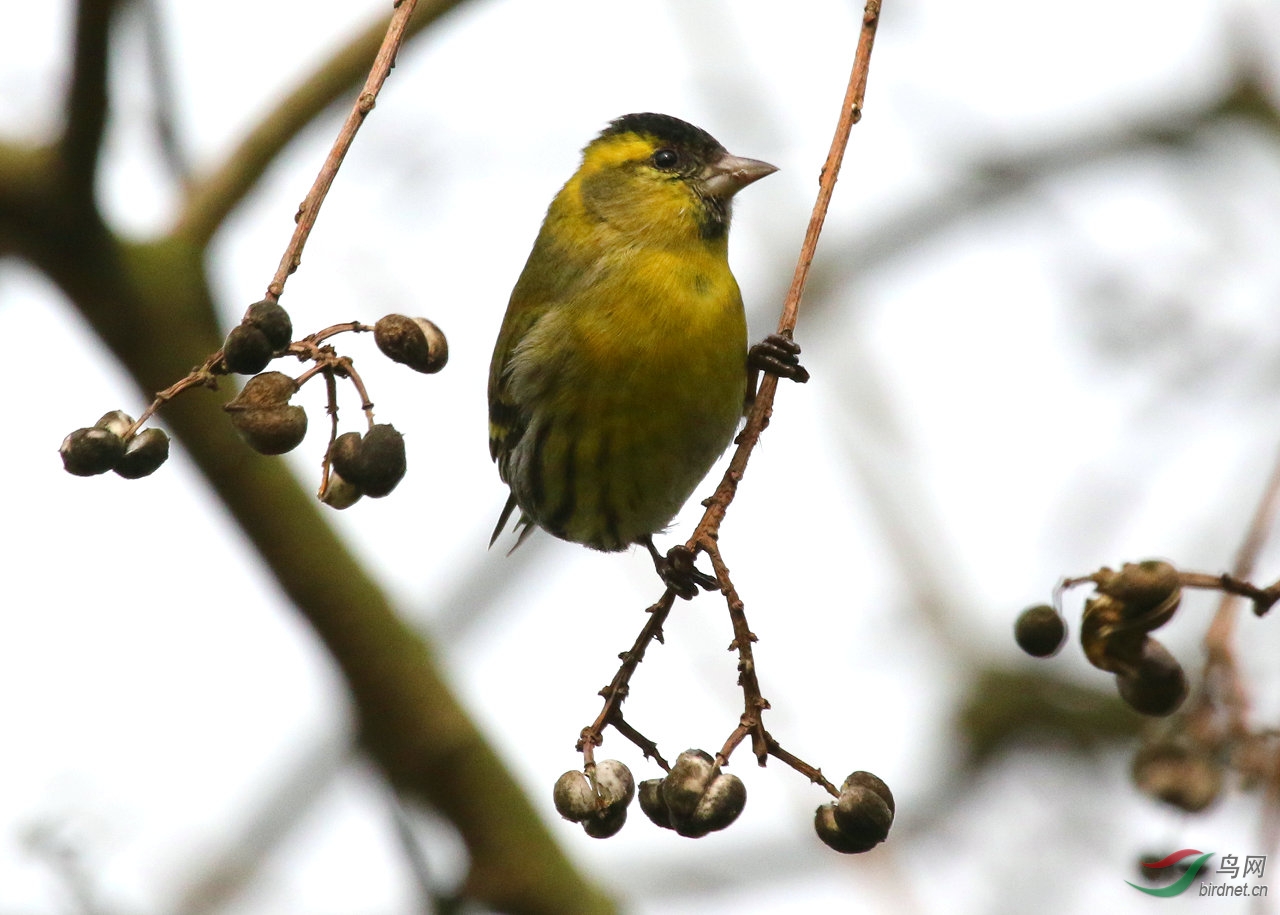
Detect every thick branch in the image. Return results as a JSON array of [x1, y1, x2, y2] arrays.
[[41, 228, 613, 915], [61, 0, 122, 203]]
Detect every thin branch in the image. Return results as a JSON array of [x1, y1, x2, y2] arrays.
[[1207, 443, 1280, 641], [176, 0, 471, 248], [687, 0, 881, 551], [262, 0, 420, 302]]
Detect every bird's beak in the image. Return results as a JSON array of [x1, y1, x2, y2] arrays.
[[700, 152, 778, 198]]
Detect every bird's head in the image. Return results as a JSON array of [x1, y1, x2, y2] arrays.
[[568, 112, 776, 244]]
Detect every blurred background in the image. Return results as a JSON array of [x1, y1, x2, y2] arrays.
[[5, 0, 1280, 912]]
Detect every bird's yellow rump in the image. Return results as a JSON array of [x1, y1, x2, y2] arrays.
[[488, 112, 779, 563]]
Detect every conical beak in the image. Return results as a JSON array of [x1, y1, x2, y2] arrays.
[[701, 152, 778, 198]]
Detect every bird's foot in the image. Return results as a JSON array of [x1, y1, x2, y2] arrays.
[[644, 538, 720, 600], [748, 332, 810, 384]]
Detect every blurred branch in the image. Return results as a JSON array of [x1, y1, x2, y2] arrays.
[[139, 0, 191, 184], [0, 2, 612, 911], [176, 0, 471, 248], [176, 736, 351, 915], [60, 0, 122, 205]]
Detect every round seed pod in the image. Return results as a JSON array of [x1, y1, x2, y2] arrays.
[[59, 427, 125, 476], [1014, 604, 1067, 658], [375, 314, 448, 374], [114, 428, 170, 479], [244, 299, 293, 350], [223, 323, 275, 375]]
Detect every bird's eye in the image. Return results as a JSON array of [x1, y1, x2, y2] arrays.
[[651, 148, 680, 170]]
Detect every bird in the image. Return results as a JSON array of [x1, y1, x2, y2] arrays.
[[487, 112, 806, 595]]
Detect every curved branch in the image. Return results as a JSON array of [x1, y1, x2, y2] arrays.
[[175, 0, 472, 247]]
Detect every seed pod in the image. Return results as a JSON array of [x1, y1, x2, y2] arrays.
[[661, 750, 716, 825], [223, 323, 275, 375], [1098, 560, 1181, 623], [1014, 604, 1066, 658], [94, 410, 135, 438], [355, 424, 406, 498], [375, 314, 448, 374], [680, 772, 746, 837], [114, 428, 170, 479], [1115, 637, 1187, 717], [638, 778, 673, 830], [328, 432, 365, 484], [840, 771, 895, 817], [592, 759, 635, 810], [833, 784, 893, 849], [1080, 594, 1143, 673], [553, 770, 596, 823], [815, 802, 871, 854], [319, 470, 363, 510], [581, 801, 628, 839], [244, 299, 293, 350], [223, 372, 307, 455], [60, 427, 125, 476]]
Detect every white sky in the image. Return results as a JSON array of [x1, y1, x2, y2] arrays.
[[5, 0, 1280, 913]]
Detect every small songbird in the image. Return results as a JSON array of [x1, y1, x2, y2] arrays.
[[488, 113, 805, 592]]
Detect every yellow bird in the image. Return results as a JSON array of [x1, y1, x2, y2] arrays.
[[488, 113, 805, 592]]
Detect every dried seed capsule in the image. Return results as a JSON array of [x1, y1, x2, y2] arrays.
[[592, 759, 635, 810], [581, 801, 628, 839], [661, 750, 716, 825], [638, 778, 673, 830], [228, 371, 297, 408], [815, 771, 895, 854], [1115, 637, 1187, 717], [375, 314, 448, 374], [681, 772, 746, 837], [244, 299, 293, 350], [59, 427, 125, 476], [833, 784, 893, 850], [223, 324, 275, 375], [553, 770, 595, 823], [94, 410, 134, 438], [355, 424, 406, 498], [816, 803, 875, 854], [1014, 604, 1066, 658], [114, 428, 170, 479], [328, 432, 365, 484], [319, 470, 363, 510], [840, 771, 895, 816], [223, 373, 307, 455], [1099, 560, 1181, 622]]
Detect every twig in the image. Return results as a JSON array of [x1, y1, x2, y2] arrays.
[[688, 0, 881, 551], [576, 591, 677, 759], [263, 0, 420, 304]]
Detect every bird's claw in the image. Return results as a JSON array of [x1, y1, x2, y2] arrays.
[[749, 332, 810, 384], [646, 540, 720, 600]]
